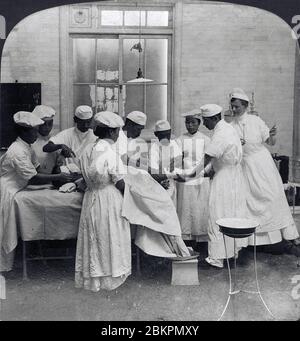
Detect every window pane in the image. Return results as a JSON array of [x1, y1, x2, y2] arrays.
[[101, 10, 123, 26], [145, 39, 168, 83], [73, 39, 95, 83], [123, 38, 145, 82], [147, 11, 169, 26], [73, 85, 95, 112], [95, 85, 119, 113], [97, 39, 119, 83], [124, 11, 146, 26], [146, 85, 167, 129], [123, 85, 144, 115]]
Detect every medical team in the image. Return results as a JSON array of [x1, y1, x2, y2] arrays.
[[0, 87, 299, 291]]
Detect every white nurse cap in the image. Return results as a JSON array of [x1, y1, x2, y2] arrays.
[[154, 120, 171, 132], [32, 105, 56, 121], [14, 111, 44, 127], [200, 104, 223, 118], [230, 88, 249, 102], [126, 111, 147, 126], [181, 109, 202, 119], [74, 105, 93, 120], [94, 111, 124, 128]]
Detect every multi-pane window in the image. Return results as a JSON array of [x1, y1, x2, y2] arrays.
[[99, 9, 171, 27], [72, 36, 170, 132], [71, 7, 172, 134]]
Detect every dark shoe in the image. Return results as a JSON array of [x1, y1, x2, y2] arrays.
[[198, 258, 223, 270], [283, 240, 300, 257]]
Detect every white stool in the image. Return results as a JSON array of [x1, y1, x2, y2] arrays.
[[171, 258, 199, 286]]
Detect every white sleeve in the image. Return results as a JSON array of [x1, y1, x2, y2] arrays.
[[31, 149, 40, 169], [107, 151, 126, 184], [257, 117, 270, 142], [149, 144, 160, 171], [11, 152, 38, 182], [205, 133, 226, 159], [50, 130, 68, 146]]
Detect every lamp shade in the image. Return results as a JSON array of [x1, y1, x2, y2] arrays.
[[127, 68, 153, 83]]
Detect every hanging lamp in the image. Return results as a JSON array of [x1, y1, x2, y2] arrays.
[[127, 9, 153, 83]]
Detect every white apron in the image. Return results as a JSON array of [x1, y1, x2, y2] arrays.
[[176, 131, 211, 241]]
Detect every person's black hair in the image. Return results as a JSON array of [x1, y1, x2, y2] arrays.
[[74, 116, 92, 123], [230, 97, 249, 108], [14, 124, 32, 136], [154, 130, 171, 139], [94, 125, 117, 139], [215, 113, 222, 121], [125, 118, 143, 128]]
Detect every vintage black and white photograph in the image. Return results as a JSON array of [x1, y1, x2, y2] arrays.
[[0, 0, 299, 323]]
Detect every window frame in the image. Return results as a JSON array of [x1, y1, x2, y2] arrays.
[[70, 33, 172, 138], [59, 3, 174, 131]]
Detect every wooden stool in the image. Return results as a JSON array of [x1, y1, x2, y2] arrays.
[[171, 258, 199, 286]]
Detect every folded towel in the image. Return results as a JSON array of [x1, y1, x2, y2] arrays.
[[67, 163, 81, 174], [58, 182, 77, 193], [60, 163, 81, 175]]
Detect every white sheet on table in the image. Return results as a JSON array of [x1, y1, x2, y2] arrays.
[[14, 189, 83, 241]]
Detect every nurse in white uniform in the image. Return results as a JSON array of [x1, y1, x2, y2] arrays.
[[149, 120, 182, 206], [43, 105, 97, 168], [229, 89, 300, 253], [32, 105, 57, 174], [0, 112, 74, 271], [177, 105, 248, 268], [176, 109, 211, 242], [75, 111, 131, 292]]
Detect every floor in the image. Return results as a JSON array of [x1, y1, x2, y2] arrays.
[[1, 216, 300, 321]]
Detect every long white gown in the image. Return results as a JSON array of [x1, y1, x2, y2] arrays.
[[231, 112, 299, 245], [206, 120, 248, 260], [75, 139, 131, 292], [0, 137, 40, 271], [176, 131, 211, 241]]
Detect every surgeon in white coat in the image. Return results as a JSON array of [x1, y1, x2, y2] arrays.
[[43, 105, 97, 168], [0, 111, 74, 271]]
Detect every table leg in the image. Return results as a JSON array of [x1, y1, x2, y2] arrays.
[[136, 246, 141, 276], [22, 241, 28, 281], [37, 241, 47, 266], [293, 185, 296, 215]]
